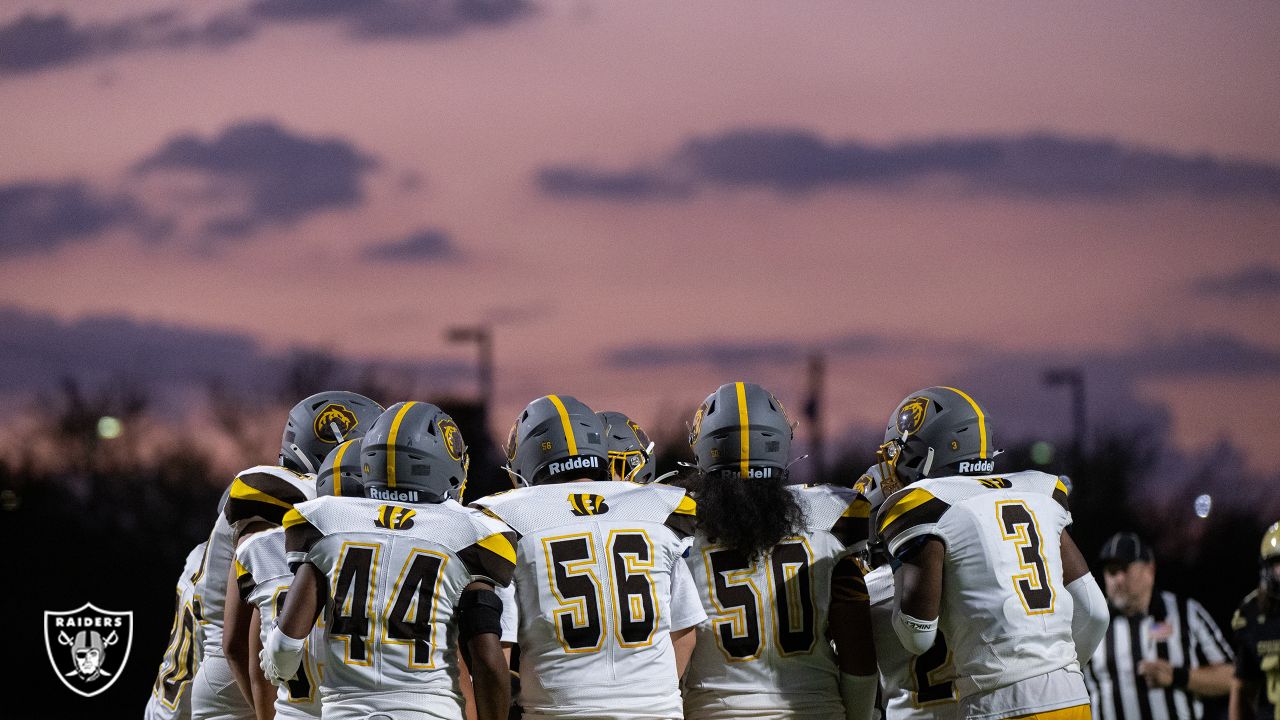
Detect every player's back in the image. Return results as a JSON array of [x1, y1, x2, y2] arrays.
[[681, 483, 862, 720], [472, 480, 703, 720], [877, 470, 1081, 705], [286, 494, 515, 710], [235, 528, 323, 718], [146, 541, 208, 720], [866, 564, 957, 720]]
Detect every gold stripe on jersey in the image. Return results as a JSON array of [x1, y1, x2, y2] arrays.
[[225, 471, 310, 530], [458, 531, 518, 587], [879, 489, 950, 551], [940, 386, 988, 458], [878, 488, 937, 533], [235, 559, 256, 603], [1052, 478, 1070, 511], [735, 381, 750, 476], [385, 401, 418, 488], [477, 532, 517, 565], [283, 508, 306, 529], [674, 495, 697, 516], [547, 395, 579, 455]]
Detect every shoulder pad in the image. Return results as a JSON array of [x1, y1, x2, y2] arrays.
[[876, 485, 951, 556], [224, 465, 315, 535], [664, 493, 698, 539]]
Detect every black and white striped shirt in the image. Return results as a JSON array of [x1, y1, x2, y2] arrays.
[[1085, 591, 1233, 720]]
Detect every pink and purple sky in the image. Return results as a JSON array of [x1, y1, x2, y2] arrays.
[[2, 1, 1279, 493]]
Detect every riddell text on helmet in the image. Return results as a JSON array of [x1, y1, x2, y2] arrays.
[[547, 456, 600, 476], [958, 459, 996, 473]]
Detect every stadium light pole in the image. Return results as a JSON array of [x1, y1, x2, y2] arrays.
[[1041, 367, 1086, 472], [445, 325, 493, 413], [804, 353, 825, 484]]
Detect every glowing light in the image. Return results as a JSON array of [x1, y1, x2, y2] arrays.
[[97, 416, 123, 440], [1030, 441, 1055, 466], [1194, 494, 1212, 518]]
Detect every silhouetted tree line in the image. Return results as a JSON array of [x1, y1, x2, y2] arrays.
[[0, 366, 1271, 718]]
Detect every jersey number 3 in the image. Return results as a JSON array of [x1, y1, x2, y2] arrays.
[[997, 501, 1054, 614]]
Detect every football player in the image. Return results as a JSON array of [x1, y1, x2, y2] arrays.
[[598, 410, 657, 484], [872, 387, 1109, 720], [146, 540, 210, 720], [193, 391, 383, 720], [850, 465, 957, 720], [261, 401, 515, 720], [679, 382, 877, 720], [471, 395, 707, 720], [233, 438, 364, 719], [1229, 521, 1280, 720]]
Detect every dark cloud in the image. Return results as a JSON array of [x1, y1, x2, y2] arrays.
[[0, 1, 530, 77], [0, 305, 470, 396], [604, 328, 1280, 379], [537, 167, 691, 201], [603, 332, 892, 369], [0, 11, 252, 76], [0, 181, 148, 256], [134, 120, 378, 236], [1192, 266, 1280, 300], [362, 228, 458, 262], [248, 0, 532, 38], [539, 130, 1280, 202]]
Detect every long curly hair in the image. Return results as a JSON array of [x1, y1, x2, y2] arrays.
[[687, 470, 805, 560]]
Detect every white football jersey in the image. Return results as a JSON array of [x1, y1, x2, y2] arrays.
[[471, 481, 708, 720], [866, 564, 956, 720], [196, 465, 315, 657], [235, 528, 323, 718], [284, 495, 516, 715], [682, 484, 864, 720], [146, 542, 208, 720], [875, 470, 1087, 714]]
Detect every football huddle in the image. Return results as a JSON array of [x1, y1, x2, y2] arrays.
[[142, 382, 1110, 720]]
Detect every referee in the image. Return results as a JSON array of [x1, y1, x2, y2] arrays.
[[1085, 532, 1234, 720]]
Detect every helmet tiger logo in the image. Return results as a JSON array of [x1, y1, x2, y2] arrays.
[[439, 418, 464, 461], [896, 397, 930, 437], [313, 403, 359, 444]]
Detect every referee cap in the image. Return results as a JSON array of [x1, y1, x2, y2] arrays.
[[1099, 531, 1154, 564]]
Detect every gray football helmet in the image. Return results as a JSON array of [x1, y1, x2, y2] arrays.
[[598, 411, 656, 484], [504, 395, 607, 486], [360, 401, 469, 503], [689, 382, 794, 479], [279, 391, 384, 474], [316, 438, 363, 498], [875, 386, 996, 496]]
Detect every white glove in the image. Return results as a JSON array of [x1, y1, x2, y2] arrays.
[[259, 622, 305, 687]]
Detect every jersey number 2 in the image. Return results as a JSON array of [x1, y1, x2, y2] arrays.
[[997, 501, 1054, 614]]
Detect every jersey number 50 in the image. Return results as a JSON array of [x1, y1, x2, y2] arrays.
[[703, 539, 816, 661]]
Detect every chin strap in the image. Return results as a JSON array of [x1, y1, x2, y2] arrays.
[[288, 443, 317, 474]]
